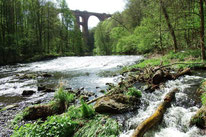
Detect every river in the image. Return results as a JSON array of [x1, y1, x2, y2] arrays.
[[0, 56, 205, 137]]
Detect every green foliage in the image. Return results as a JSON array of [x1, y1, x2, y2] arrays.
[[80, 99, 95, 118], [74, 116, 120, 137], [124, 49, 202, 72], [67, 106, 82, 119], [12, 115, 79, 137], [201, 92, 206, 105], [54, 86, 75, 109], [127, 87, 142, 98], [116, 35, 138, 54], [94, 21, 112, 55], [0, 0, 84, 65]]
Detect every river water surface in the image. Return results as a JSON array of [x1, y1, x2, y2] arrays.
[[0, 56, 206, 137], [0, 56, 143, 106]]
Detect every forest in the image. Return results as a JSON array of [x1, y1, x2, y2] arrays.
[[0, 0, 84, 65], [92, 0, 205, 59], [1, 0, 206, 65]]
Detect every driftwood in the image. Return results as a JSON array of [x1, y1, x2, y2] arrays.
[[131, 88, 178, 137], [89, 64, 191, 104], [137, 66, 191, 91]]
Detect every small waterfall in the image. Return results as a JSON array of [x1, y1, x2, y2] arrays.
[[119, 75, 205, 137]]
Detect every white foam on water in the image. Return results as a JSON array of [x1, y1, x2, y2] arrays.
[[120, 75, 205, 137]]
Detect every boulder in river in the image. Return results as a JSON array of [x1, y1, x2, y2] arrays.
[[38, 85, 46, 91], [94, 94, 140, 114], [22, 90, 36, 96]]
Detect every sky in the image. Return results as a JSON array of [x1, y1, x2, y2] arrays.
[[66, 0, 126, 28]]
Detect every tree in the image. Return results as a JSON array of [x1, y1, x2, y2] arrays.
[[160, 0, 178, 52], [200, 0, 205, 60]]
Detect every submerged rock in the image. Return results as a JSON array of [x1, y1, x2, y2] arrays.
[[22, 90, 36, 96], [94, 94, 140, 114]]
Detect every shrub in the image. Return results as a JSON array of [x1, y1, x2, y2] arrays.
[[127, 87, 142, 98]]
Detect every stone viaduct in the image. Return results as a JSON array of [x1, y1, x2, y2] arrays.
[[72, 10, 111, 44]]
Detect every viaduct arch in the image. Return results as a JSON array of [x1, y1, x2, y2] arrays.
[[72, 10, 111, 44]]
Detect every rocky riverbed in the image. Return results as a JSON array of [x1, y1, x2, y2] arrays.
[[0, 56, 143, 136]]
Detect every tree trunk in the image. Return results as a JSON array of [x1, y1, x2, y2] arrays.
[[200, 0, 205, 60], [160, 0, 178, 52], [131, 88, 178, 137]]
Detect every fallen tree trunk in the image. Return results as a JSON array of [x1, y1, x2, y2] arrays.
[[131, 88, 178, 137]]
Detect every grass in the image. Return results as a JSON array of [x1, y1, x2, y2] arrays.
[[123, 49, 203, 71], [73, 115, 120, 137]]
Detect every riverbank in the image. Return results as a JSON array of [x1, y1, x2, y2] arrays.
[[0, 53, 70, 66], [123, 49, 204, 71], [4, 50, 205, 137]]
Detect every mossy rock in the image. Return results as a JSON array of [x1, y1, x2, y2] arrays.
[[94, 94, 140, 114], [190, 106, 206, 129], [23, 103, 64, 120]]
